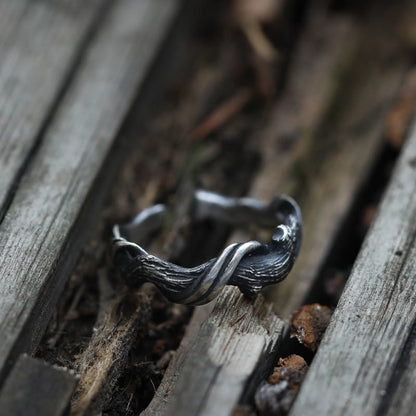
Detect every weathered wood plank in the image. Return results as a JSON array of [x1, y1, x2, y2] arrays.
[[254, 7, 412, 317], [0, 0, 179, 381], [0, 0, 106, 219], [290, 121, 416, 415], [0, 354, 77, 416], [164, 287, 284, 416], [241, 12, 362, 317], [249, 11, 358, 202], [271, 56, 410, 317]]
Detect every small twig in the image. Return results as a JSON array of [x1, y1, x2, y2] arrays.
[[240, 20, 278, 62], [230, 313, 247, 327], [149, 377, 157, 393], [126, 393, 134, 412], [107, 311, 124, 341], [186, 88, 253, 143]]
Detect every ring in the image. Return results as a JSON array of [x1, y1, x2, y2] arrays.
[[111, 190, 302, 305]]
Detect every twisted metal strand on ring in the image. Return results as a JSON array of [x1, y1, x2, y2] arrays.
[[112, 191, 302, 305]]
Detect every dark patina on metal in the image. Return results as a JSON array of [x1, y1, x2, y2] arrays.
[[112, 190, 302, 305]]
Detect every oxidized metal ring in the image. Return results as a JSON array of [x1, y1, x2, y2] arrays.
[[111, 190, 302, 305]]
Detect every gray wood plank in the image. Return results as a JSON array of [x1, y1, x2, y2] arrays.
[[290, 121, 416, 415], [0, 354, 77, 416], [164, 287, 284, 416], [254, 9, 411, 317], [0, 0, 106, 220], [0, 0, 179, 381], [245, 11, 361, 317]]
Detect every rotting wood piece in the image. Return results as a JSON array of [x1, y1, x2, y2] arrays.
[[290, 304, 333, 352], [0, 0, 180, 384], [70, 279, 152, 416], [290, 120, 416, 415], [161, 287, 284, 416], [0, 354, 77, 416]]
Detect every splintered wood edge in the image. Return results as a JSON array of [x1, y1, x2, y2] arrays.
[[163, 287, 284, 416], [71, 289, 153, 415], [291, 120, 416, 415]]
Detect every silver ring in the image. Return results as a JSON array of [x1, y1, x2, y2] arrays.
[[111, 190, 302, 305]]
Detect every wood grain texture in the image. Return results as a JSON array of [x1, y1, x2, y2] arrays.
[[290, 121, 416, 415], [0, 0, 105, 220], [164, 287, 284, 416], [0, 354, 77, 416], [0, 0, 179, 381]]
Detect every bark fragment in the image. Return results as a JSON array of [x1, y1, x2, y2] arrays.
[[290, 304, 333, 351]]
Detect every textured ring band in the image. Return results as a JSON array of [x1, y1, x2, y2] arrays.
[[111, 190, 302, 306]]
